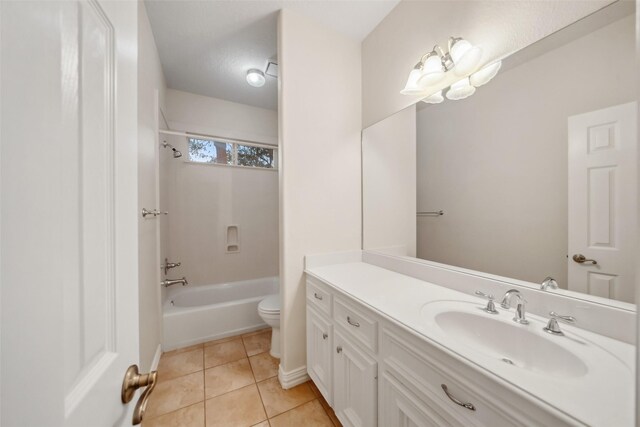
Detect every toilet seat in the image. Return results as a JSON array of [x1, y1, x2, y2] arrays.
[[258, 294, 280, 314]]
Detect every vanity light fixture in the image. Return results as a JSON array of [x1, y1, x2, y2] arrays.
[[246, 69, 266, 87], [404, 36, 501, 104], [446, 77, 476, 101]]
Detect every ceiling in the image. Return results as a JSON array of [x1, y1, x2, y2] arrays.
[[145, 0, 400, 111]]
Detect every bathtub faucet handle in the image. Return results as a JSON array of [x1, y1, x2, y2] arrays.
[[162, 258, 182, 275], [161, 277, 188, 288]]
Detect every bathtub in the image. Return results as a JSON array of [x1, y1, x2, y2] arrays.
[[163, 276, 279, 351]]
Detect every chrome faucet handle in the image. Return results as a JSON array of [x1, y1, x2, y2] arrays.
[[475, 291, 498, 314], [541, 277, 558, 291], [543, 312, 575, 336]]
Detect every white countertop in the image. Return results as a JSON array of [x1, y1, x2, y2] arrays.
[[306, 261, 635, 427]]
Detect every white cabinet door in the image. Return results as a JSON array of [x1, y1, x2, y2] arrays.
[[307, 306, 334, 405], [1, 1, 140, 426], [334, 329, 377, 427]]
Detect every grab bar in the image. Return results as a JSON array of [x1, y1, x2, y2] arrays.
[[417, 210, 444, 216]]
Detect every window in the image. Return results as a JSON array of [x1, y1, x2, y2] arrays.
[[188, 138, 232, 164], [188, 137, 277, 169]]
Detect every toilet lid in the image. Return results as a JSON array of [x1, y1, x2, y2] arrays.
[[259, 294, 280, 313]]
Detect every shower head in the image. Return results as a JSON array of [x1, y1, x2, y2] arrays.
[[162, 141, 183, 159]]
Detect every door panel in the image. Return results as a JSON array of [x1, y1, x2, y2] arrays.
[[1, 1, 140, 425], [568, 102, 637, 302], [334, 329, 377, 427], [307, 307, 333, 405]]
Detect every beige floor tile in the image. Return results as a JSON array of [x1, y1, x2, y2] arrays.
[[162, 343, 204, 357], [205, 384, 267, 427], [146, 372, 204, 419], [242, 331, 271, 357], [249, 352, 279, 382], [142, 402, 205, 427], [203, 335, 240, 347], [157, 348, 203, 383], [251, 422, 270, 427], [204, 358, 255, 399], [316, 395, 341, 427], [269, 400, 333, 427], [162, 344, 202, 357], [256, 377, 315, 418], [204, 339, 246, 368], [242, 327, 270, 338]]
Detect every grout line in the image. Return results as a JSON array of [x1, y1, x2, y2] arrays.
[[144, 400, 205, 422]]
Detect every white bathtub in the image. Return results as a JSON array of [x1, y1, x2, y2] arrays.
[[163, 276, 279, 351]]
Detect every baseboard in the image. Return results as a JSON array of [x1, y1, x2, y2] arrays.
[[151, 344, 162, 371], [278, 364, 310, 389]]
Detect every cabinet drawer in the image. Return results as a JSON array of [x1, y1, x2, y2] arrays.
[[333, 297, 377, 352], [381, 327, 570, 427], [306, 277, 332, 316]]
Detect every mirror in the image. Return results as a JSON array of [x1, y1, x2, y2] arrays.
[[362, 1, 637, 304]]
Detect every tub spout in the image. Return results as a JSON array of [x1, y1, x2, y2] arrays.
[[161, 277, 188, 288]]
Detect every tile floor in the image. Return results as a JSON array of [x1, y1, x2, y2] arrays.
[[143, 328, 342, 427]]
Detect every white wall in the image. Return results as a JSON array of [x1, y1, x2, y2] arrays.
[[161, 91, 279, 289], [165, 88, 278, 145], [361, 0, 614, 127], [415, 15, 636, 287], [362, 105, 416, 256], [138, 2, 166, 371], [278, 9, 362, 378]]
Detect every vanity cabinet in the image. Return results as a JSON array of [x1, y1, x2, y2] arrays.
[[305, 275, 574, 427]]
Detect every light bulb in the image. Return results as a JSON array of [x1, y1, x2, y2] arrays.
[[400, 67, 423, 95], [246, 69, 266, 87], [446, 77, 476, 100], [421, 90, 444, 104], [416, 54, 444, 88], [449, 38, 483, 76], [470, 61, 502, 87]]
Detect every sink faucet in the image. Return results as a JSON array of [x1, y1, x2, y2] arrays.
[[541, 277, 558, 291], [161, 277, 188, 288], [500, 289, 529, 325]]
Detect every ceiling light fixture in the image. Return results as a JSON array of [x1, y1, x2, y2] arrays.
[[402, 36, 501, 104], [246, 69, 266, 87]]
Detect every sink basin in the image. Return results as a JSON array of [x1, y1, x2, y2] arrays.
[[434, 310, 588, 378], [421, 301, 588, 378]]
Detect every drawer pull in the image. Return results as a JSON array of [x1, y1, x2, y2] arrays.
[[322, 333, 328, 340], [336, 346, 342, 354], [314, 293, 323, 300], [346, 316, 360, 328], [441, 384, 476, 411]]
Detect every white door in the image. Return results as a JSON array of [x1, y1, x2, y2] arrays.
[[333, 329, 378, 427], [1, 1, 140, 426], [568, 102, 637, 302]]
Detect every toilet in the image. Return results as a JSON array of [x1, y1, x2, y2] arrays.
[[258, 294, 281, 358]]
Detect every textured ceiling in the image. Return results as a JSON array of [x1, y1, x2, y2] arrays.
[[145, 0, 401, 110]]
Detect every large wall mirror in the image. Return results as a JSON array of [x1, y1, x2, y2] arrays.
[[362, 1, 637, 305]]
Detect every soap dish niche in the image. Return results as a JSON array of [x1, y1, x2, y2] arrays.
[[226, 225, 240, 253]]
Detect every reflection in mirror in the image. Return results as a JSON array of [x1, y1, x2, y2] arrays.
[[364, 1, 637, 304]]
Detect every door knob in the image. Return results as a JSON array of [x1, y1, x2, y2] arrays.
[[121, 365, 158, 425], [572, 254, 597, 265]]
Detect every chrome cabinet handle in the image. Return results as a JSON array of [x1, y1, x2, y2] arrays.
[[441, 384, 475, 411], [346, 316, 360, 327], [336, 346, 342, 354], [572, 254, 597, 265], [322, 333, 328, 340], [314, 293, 323, 300]]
